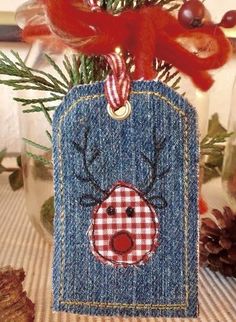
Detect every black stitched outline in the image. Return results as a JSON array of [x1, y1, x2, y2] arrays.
[[79, 194, 102, 207], [74, 128, 168, 209], [148, 195, 168, 209], [73, 127, 107, 206]]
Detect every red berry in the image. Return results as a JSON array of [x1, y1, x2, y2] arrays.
[[199, 196, 208, 215], [219, 10, 236, 29], [178, 0, 206, 28]]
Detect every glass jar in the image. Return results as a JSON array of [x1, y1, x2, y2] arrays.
[[19, 41, 55, 243], [222, 77, 236, 210], [16, 1, 71, 242]]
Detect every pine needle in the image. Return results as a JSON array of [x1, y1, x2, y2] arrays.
[[46, 131, 53, 143], [44, 54, 70, 86], [39, 103, 53, 125], [26, 152, 53, 166], [155, 60, 181, 90], [23, 138, 51, 152], [201, 133, 233, 157]]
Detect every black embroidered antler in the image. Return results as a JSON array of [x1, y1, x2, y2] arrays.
[[141, 130, 170, 209], [73, 127, 106, 207]]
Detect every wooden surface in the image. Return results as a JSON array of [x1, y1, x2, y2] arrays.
[[0, 173, 236, 322]]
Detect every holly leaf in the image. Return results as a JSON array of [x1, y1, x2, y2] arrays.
[[0, 148, 7, 164], [16, 155, 22, 168], [203, 157, 222, 183], [32, 158, 53, 181], [0, 164, 6, 174], [9, 169, 24, 191], [207, 113, 226, 137], [203, 113, 231, 183], [40, 196, 54, 234]]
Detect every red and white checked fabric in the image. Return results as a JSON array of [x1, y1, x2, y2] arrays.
[[89, 182, 159, 267], [85, 0, 131, 111], [104, 53, 131, 111]]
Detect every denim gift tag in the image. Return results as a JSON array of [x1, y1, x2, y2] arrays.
[[52, 80, 199, 318]]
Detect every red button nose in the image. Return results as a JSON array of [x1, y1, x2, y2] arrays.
[[111, 231, 134, 255]]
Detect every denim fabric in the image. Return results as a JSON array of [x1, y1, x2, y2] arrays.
[[52, 80, 199, 318]]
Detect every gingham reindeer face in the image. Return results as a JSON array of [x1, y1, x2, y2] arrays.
[[89, 182, 158, 267], [73, 128, 169, 267]]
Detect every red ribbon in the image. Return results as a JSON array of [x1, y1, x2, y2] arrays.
[[86, 0, 131, 111], [104, 53, 131, 110], [22, 0, 232, 95]]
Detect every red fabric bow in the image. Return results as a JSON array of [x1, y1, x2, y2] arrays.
[[22, 0, 232, 91]]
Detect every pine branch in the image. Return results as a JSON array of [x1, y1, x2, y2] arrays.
[[78, 55, 108, 84], [23, 138, 51, 152], [201, 113, 231, 183], [72, 55, 81, 85], [23, 105, 56, 113], [44, 54, 70, 86], [155, 60, 181, 90], [39, 102, 53, 125], [46, 131, 53, 143], [14, 96, 62, 107], [63, 55, 75, 85], [201, 133, 232, 157], [0, 52, 68, 97], [26, 152, 53, 166]]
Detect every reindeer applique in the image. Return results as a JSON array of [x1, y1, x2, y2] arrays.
[[73, 127, 169, 267]]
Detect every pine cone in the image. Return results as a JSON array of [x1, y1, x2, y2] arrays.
[[0, 267, 35, 322], [200, 206, 236, 277]]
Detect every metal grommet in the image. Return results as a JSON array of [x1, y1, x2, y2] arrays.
[[107, 101, 132, 121]]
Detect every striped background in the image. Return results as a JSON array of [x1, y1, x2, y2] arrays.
[[0, 173, 236, 322]]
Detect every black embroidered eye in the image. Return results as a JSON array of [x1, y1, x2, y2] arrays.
[[106, 206, 116, 216], [126, 207, 135, 217]]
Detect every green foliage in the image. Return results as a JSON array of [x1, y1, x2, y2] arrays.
[[0, 148, 7, 163], [32, 151, 53, 181], [25, 152, 52, 166], [221, 141, 236, 181], [0, 51, 70, 108], [23, 138, 51, 152], [0, 148, 7, 174], [40, 196, 54, 234], [0, 148, 23, 191], [22, 138, 52, 166], [201, 114, 232, 183], [9, 169, 24, 191], [207, 113, 227, 137], [0, 51, 108, 119], [155, 60, 181, 91]]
